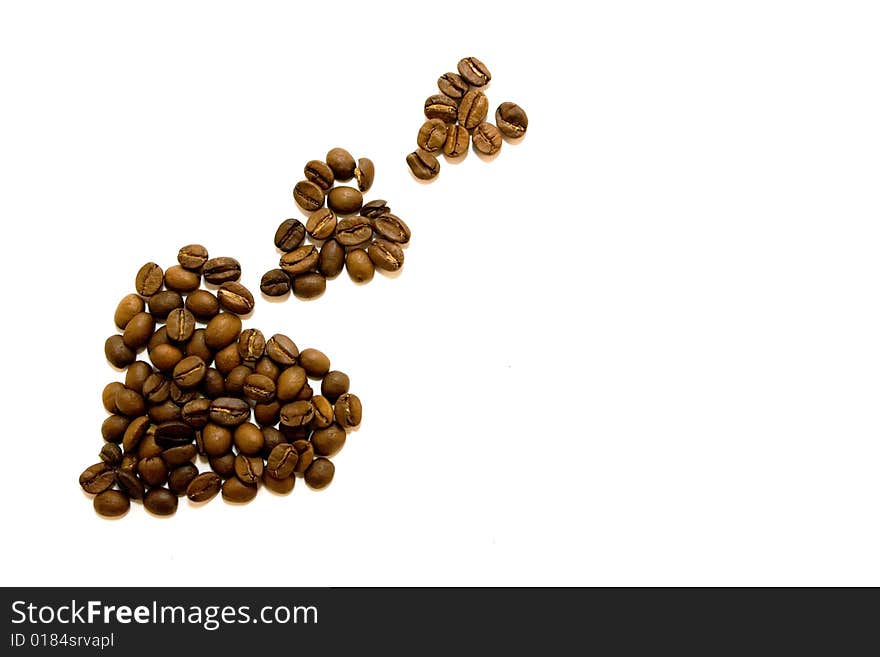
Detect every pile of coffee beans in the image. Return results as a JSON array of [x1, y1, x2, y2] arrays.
[[262, 148, 410, 297], [406, 56, 529, 181], [86, 245, 362, 517]]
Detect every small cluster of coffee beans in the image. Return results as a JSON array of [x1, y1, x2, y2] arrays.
[[406, 56, 529, 181], [261, 147, 410, 297], [87, 245, 362, 517]]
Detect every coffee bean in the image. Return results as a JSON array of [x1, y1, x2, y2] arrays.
[[335, 216, 373, 247], [304, 160, 335, 191], [100, 442, 123, 466], [300, 349, 330, 378], [148, 290, 184, 320], [321, 370, 350, 402], [138, 433, 164, 459], [201, 367, 226, 398], [274, 219, 306, 252], [166, 308, 196, 342], [306, 208, 337, 240], [262, 471, 296, 494], [115, 294, 145, 329], [280, 400, 314, 427], [260, 269, 291, 297], [424, 94, 458, 123], [148, 326, 170, 351], [80, 463, 116, 493], [209, 397, 251, 426], [214, 342, 242, 375], [101, 414, 130, 443], [162, 444, 197, 468], [116, 469, 145, 501], [154, 421, 196, 448], [334, 393, 362, 428], [319, 239, 345, 278], [495, 102, 528, 138], [142, 372, 170, 404], [125, 361, 152, 392], [280, 425, 309, 442], [305, 457, 335, 490], [310, 395, 334, 429], [293, 180, 325, 212], [312, 424, 347, 457], [458, 90, 489, 129], [119, 453, 139, 474], [345, 249, 374, 283], [406, 150, 440, 180], [135, 262, 164, 296], [254, 400, 281, 427], [122, 312, 155, 350], [277, 365, 307, 401], [293, 273, 326, 299], [244, 373, 276, 403], [261, 426, 285, 456], [355, 157, 375, 192], [292, 439, 314, 475], [266, 443, 298, 479], [122, 415, 150, 451], [237, 328, 266, 362], [168, 463, 199, 495], [233, 422, 265, 455], [472, 122, 502, 155], [105, 336, 136, 368], [234, 454, 264, 485], [187, 472, 222, 502], [256, 356, 279, 380], [172, 355, 207, 389], [217, 281, 255, 314], [164, 265, 201, 293], [178, 244, 209, 271], [225, 365, 250, 395], [368, 239, 405, 272], [326, 147, 356, 181], [144, 487, 178, 516], [203, 257, 242, 285], [170, 382, 197, 405], [149, 343, 183, 372], [94, 490, 130, 517], [138, 456, 168, 487], [371, 213, 411, 244], [181, 398, 211, 429], [205, 312, 242, 350], [360, 199, 390, 218], [202, 423, 233, 457], [185, 290, 220, 321], [280, 244, 319, 276], [221, 477, 257, 503], [417, 119, 448, 152], [102, 382, 125, 413], [457, 56, 491, 87], [185, 329, 213, 364], [209, 453, 236, 478], [266, 334, 299, 366], [149, 400, 182, 424], [438, 71, 469, 99], [443, 124, 469, 158], [115, 387, 146, 417], [327, 186, 364, 215]]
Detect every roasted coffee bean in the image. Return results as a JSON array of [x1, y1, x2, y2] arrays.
[[202, 423, 233, 457], [144, 487, 178, 516], [293, 180, 325, 212], [326, 147, 356, 181], [495, 102, 528, 138], [125, 361, 152, 393], [142, 372, 171, 404], [327, 186, 364, 215], [274, 218, 307, 252], [457, 56, 491, 87], [186, 472, 222, 502], [238, 328, 266, 362], [138, 434, 164, 459], [119, 453, 139, 474], [321, 370, 350, 402], [116, 469, 145, 501], [438, 71, 469, 99], [280, 400, 314, 427], [148, 290, 184, 320], [417, 119, 448, 152], [372, 214, 411, 244], [105, 335, 136, 368], [102, 382, 125, 413], [164, 265, 201, 293], [209, 453, 236, 478], [172, 355, 207, 389], [319, 239, 345, 278], [162, 444, 197, 468], [255, 356, 280, 381], [254, 400, 281, 427], [266, 334, 299, 366], [168, 463, 199, 495], [148, 326, 170, 351], [178, 244, 209, 271], [186, 290, 220, 321], [406, 150, 440, 180], [368, 239, 405, 272], [459, 90, 489, 129], [360, 199, 390, 218], [335, 217, 372, 247], [355, 157, 375, 192], [305, 457, 335, 490], [205, 312, 242, 349], [182, 398, 211, 429], [234, 454, 264, 485], [296, 382, 314, 402], [277, 366, 307, 401], [166, 308, 196, 342], [94, 490, 130, 517], [203, 257, 241, 285], [154, 421, 196, 448], [122, 415, 150, 451], [225, 365, 250, 395], [472, 122, 503, 155], [260, 269, 291, 297], [312, 424, 347, 457], [234, 422, 265, 455], [304, 160, 335, 191], [293, 273, 326, 299], [345, 249, 374, 283], [334, 393, 362, 428], [101, 414, 130, 443], [149, 343, 183, 372], [115, 294, 145, 329], [138, 456, 168, 487], [262, 471, 296, 494], [185, 329, 213, 364], [149, 400, 182, 424], [169, 382, 197, 405], [244, 373, 276, 403], [300, 349, 330, 378], [122, 312, 155, 350], [424, 94, 458, 123], [201, 367, 226, 398], [100, 442, 123, 466], [209, 397, 251, 426], [306, 208, 337, 240], [79, 463, 116, 493], [221, 477, 257, 503], [280, 244, 319, 276], [135, 262, 164, 296], [266, 443, 298, 479], [310, 396, 334, 429], [443, 124, 470, 158], [115, 388, 146, 417], [217, 281, 255, 314], [280, 425, 310, 442], [292, 440, 314, 475], [260, 426, 285, 457], [214, 343, 242, 375]]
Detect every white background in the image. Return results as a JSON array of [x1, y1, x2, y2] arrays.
[[0, 1, 878, 586]]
